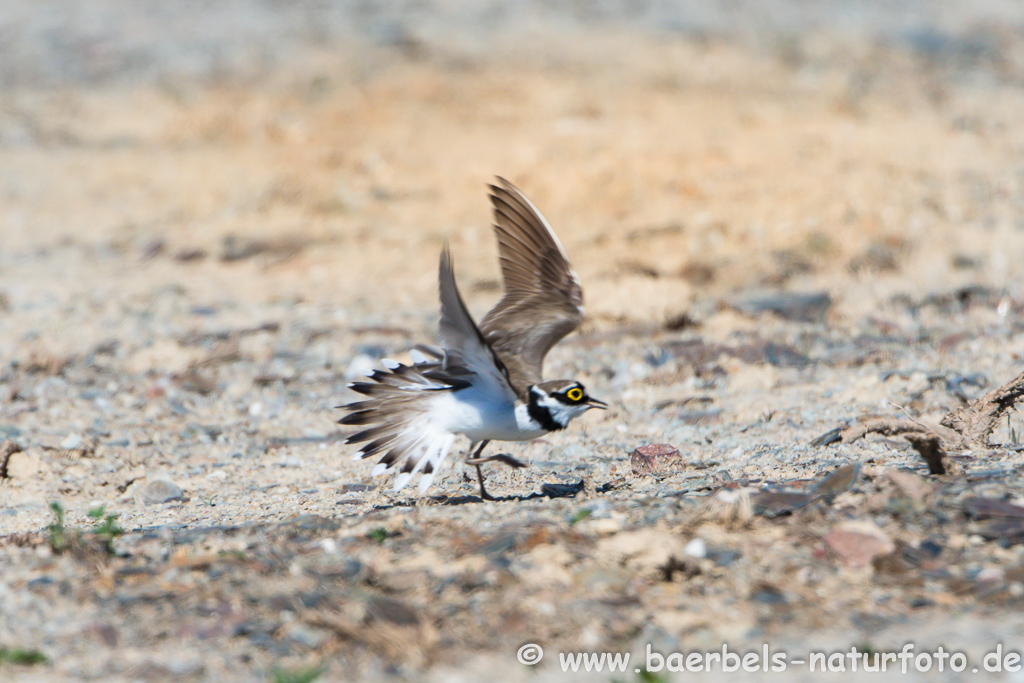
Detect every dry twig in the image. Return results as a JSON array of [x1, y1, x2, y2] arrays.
[[813, 369, 1024, 473]]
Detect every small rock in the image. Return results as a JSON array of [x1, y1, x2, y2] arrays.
[[976, 519, 1024, 546], [915, 539, 944, 559], [60, 433, 84, 451], [706, 547, 742, 567], [282, 622, 330, 649], [174, 247, 207, 262], [812, 463, 860, 500], [753, 490, 814, 517], [220, 234, 268, 262], [731, 290, 832, 323], [963, 496, 1024, 520], [751, 583, 787, 604], [886, 470, 934, 506], [824, 520, 894, 568], [337, 483, 373, 493], [5, 450, 41, 479], [138, 479, 185, 505], [976, 567, 1004, 582], [683, 538, 707, 559], [630, 443, 683, 475]]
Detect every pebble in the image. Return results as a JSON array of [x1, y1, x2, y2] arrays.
[[138, 479, 185, 505], [707, 547, 742, 567], [824, 520, 894, 568], [886, 470, 934, 506], [586, 516, 624, 535], [731, 290, 832, 323], [684, 537, 707, 558], [976, 567, 1004, 582], [811, 463, 860, 500], [281, 622, 330, 649], [5, 450, 41, 479], [630, 443, 683, 475], [751, 585, 788, 604]]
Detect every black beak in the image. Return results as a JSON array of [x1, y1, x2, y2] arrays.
[[586, 397, 608, 410]]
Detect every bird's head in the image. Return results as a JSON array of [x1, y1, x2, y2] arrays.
[[528, 380, 607, 429]]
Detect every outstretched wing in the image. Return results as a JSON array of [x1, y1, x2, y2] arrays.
[[438, 244, 519, 402], [478, 177, 584, 391]]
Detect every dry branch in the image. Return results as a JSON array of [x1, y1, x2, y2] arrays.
[[940, 369, 1024, 447], [812, 369, 1024, 472]]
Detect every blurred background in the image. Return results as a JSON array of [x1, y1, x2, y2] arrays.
[[3, 0, 1024, 353]]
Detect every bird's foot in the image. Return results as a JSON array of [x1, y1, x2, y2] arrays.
[[465, 453, 527, 469]]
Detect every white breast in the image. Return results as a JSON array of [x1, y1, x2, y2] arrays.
[[430, 386, 547, 442]]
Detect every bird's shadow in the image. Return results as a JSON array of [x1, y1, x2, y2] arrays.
[[367, 479, 586, 509]]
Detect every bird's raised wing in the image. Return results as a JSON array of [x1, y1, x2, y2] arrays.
[[478, 177, 584, 391], [437, 245, 519, 403]]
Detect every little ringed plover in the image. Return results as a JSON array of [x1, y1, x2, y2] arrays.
[[339, 177, 605, 499]]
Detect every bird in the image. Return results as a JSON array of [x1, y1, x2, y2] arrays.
[[338, 177, 606, 500]]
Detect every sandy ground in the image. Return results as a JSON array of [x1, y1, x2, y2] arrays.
[[3, 3, 1024, 681]]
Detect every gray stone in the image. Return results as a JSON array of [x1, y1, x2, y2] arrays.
[[138, 478, 185, 505], [282, 622, 330, 649]]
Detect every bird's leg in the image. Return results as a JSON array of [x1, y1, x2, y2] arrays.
[[473, 453, 528, 469], [465, 443, 527, 470], [464, 442, 530, 500], [474, 464, 493, 501], [464, 440, 495, 501]]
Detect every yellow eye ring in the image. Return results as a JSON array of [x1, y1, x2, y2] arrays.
[[566, 387, 584, 402]]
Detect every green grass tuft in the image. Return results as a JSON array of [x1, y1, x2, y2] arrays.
[[270, 667, 321, 683], [0, 647, 48, 665], [47, 501, 68, 553], [367, 527, 390, 544], [47, 501, 125, 555], [570, 508, 593, 525], [87, 505, 125, 554]]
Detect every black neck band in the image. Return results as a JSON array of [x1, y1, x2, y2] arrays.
[[527, 394, 565, 432]]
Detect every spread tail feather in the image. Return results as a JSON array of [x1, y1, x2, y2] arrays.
[[339, 357, 463, 492]]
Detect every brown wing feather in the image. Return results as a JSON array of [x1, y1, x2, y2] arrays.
[[478, 177, 584, 392]]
